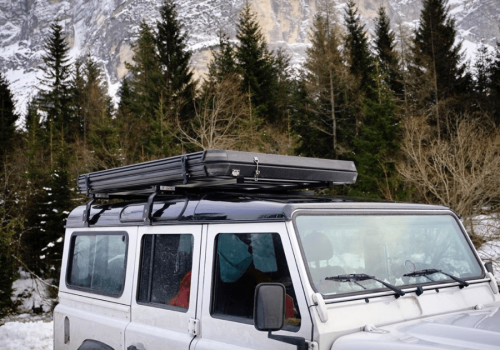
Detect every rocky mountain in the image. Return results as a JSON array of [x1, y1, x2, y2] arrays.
[[0, 0, 498, 118]]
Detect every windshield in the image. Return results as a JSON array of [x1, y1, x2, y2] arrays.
[[295, 214, 483, 297]]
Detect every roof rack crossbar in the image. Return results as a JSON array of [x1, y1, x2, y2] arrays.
[[143, 185, 160, 225], [83, 196, 95, 227]]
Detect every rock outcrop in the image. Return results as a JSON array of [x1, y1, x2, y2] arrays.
[[0, 0, 497, 116]]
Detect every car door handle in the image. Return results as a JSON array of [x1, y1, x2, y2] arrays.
[[127, 344, 145, 350]]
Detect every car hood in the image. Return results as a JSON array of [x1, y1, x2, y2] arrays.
[[332, 306, 500, 350]]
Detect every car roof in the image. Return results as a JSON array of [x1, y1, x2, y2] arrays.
[[66, 192, 450, 228]]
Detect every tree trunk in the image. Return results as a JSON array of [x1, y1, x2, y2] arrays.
[[329, 70, 337, 157], [430, 16, 441, 140]]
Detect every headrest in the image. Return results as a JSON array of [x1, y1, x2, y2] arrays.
[[217, 234, 252, 282], [302, 232, 333, 262]]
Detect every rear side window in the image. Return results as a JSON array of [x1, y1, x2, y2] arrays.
[[137, 234, 194, 311], [67, 232, 128, 296]]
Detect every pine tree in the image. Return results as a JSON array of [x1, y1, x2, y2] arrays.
[[301, 10, 352, 159], [0, 164, 24, 316], [344, 0, 374, 93], [474, 44, 492, 95], [489, 42, 500, 124], [0, 202, 19, 316], [373, 6, 403, 96], [0, 72, 20, 316], [23, 155, 51, 275], [0, 72, 18, 162], [273, 48, 294, 129], [79, 54, 111, 147], [352, 64, 403, 200], [156, 0, 196, 118], [411, 0, 469, 135], [37, 22, 75, 163], [26, 22, 76, 280], [124, 20, 164, 161], [470, 44, 493, 118], [117, 78, 133, 114], [22, 99, 48, 275], [413, 0, 466, 96], [80, 55, 117, 169], [235, 2, 279, 124], [22, 133, 73, 282], [127, 20, 163, 123], [292, 76, 327, 158], [195, 32, 264, 153], [71, 61, 85, 139], [115, 78, 144, 164], [207, 31, 239, 84], [38, 156, 73, 282]]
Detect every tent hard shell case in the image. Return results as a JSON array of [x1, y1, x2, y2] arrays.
[[77, 150, 358, 197]]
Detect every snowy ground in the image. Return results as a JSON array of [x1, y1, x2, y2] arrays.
[[0, 320, 53, 350], [473, 214, 500, 280], [0, 271, 54, 350]]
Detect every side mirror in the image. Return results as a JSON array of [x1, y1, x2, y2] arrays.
[[253, 283, 285, 332], [254, 283, 309, 350], [485, 261, 494, 274]]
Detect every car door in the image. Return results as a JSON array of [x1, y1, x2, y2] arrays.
[[193, 222, 312, 350], [55, 227, 137, 350], [125, 224, 203, 350]]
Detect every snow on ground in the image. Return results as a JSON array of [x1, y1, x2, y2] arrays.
[[0, 271, 54, 350], [0, 320, 53, 350], [479, 239, 500, 281], [474, 215, 500, 281]]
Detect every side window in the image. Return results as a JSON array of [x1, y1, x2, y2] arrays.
[[137, 234, 194, 311], [211, 233, 301, 331], [67, 232, 127, 296]]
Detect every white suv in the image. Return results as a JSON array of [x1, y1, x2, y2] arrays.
[[54, 150, 500, 350]]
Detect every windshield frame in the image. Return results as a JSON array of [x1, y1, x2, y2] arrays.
[[292, 209, 485, 299]]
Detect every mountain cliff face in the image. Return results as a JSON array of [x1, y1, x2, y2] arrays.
[[0, 0, 498, 117]]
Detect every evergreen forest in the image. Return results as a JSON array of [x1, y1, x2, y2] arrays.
[[1, 0, 500, 315]]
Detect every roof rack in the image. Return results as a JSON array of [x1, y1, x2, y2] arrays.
[[77, 150, 357, 198]]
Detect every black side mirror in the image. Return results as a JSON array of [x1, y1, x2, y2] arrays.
[[254, 283, 309, 350], [485, 261, 494, 274], [254, 283, 285, 332]]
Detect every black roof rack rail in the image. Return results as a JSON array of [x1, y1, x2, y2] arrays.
[[77, 150, 357, 198]]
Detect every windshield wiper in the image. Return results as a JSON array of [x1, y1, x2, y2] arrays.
[[325, 273, 406, 298], [403, 269, 469, 288]]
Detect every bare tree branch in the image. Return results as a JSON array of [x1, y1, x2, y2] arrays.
[[398, 115, 500, 241]]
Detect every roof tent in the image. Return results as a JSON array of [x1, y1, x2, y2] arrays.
[[77, 150, 357, 197]]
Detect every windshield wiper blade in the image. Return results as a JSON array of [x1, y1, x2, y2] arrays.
[[403, 269, 469, 288], [324, 273, 370, 290], [325, 273, 406, 298]]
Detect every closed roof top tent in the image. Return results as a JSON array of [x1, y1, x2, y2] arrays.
[[77, 150, 358, 197]]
